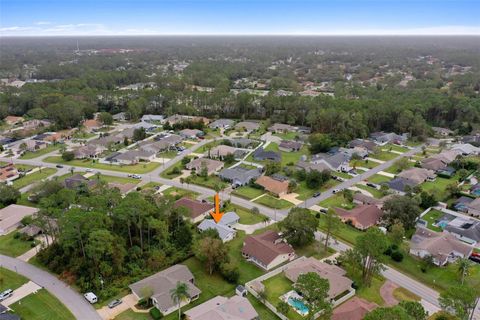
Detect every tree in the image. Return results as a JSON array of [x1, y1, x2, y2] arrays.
[[293, 272, 331, 318], [456, 258, 473, 285], [251, 207, 259, 215], [457, 169, 469, 181], [446, 183, 461, 198], [308, 133, 333, 154], [133, 127, 147, 142], [342, 189, 354, 203], [383, 196, 421, 230], [0, 184, 20, 207], [61, 151, 75, 161], [323, 208, 341, 251], [288, 180, 297, 193], [194, 237, 228, 275], [98, 112, 113, 125], [395, 157, 410, 172], [389, 222, 405, 245], [223, 153, 235, 165], [170, 282, 190, 320], [364, 306, 413, 320], [354, 228, 388, 286], [399, 301, 428, 320], [277, 301, 290, 316], [264, 160, 281, 175], [279, 208, 318, 247], [439, 285, 478, 320], [419, 191, 437, 209]]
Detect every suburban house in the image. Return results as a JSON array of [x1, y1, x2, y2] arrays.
[[421, 157, 448, 171], [311, 151, 351, 172], [73, 144, 106, 159], [0, 205, 39, 235], [0, 164, 19, 183], [184, 296, 258, 320], [279, 140, 302, 152], [107, 182, 137, 195], [370, 132, 408, 145], [218, 167, 262, 187], [296, 160, 331, 173], [348, 139, 378, 152], [179, 128, 203, 140], [255, 175, 289, 197], [3, 115, 24, 125], [444, 217, 480, 247], [82, 119, 102, 132], [235, 121, 260, 132], [129, 264, 201, 316], [228, 138, 256, 149], [252, 147, 281, 162], [209, 119, 235, 129], [396, 167, 436, 185], [332, 297, 377, 320], [454, 196, 474, 212], [141, 134, 182, 153], [334, 205, 384, 230], [23, 119, 51, 130], [23, 139, 48, 152], [451, 143, 480, 155], [268, 123, 296, 134], [164, 114, 210, 126], [186, 158, 224, 175], [387, 177, 417, 193], [141, 114, 164, 123], [409, 227, 473, 266], [63, 174, 98, 190], [242, 230, 295, 270], [112, 112, 127, 122], [432, 127, 454, 137], [206, 145, 238, 160], [284, 257, 354, 304], [352, 193, 392, 208], [466, 198, 480, 217], [110, 150, 156, 165], [197, 212, 239, 242], [173, 197, 215, 223]]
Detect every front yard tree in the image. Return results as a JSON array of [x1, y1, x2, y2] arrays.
[[0, 184, 20, 207], [383, 195, 421, 230], [264, 160, 281, 175], [323, 208, 341, 251], [170, 282, 190, 320], [355, 227, 388, 286], [194, 236, 228, 275], [293, 272, 332, 319], [399, 301, 428, 320], [277, 301, 290, 316], [418, 191, 437, 209], [394, 157, 410, 172], [456, 258, 473, 285], [439, 285, 478, 320], [364, 305, 412, 320], [388, 221, 405, 246], [61, 151, 75, 161], [133, 127, 147, 141], [279, 207, 318, 247]]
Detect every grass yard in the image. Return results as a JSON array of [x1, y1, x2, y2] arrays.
[[355, 276, 386, 306], [160, 161, 186, 179], [355, 184, 384, 199], [385, 161, 414, 174], [232, 185, 265, 200], [141, 182, 162, 190], [368, 174, 392, 184], [162, 187, 198, 200], [317, 214, 363, 245], [371, 151, 398, 161], [421, 177, 457, 201], [9, 289, 74, 320], [351, 159, 379, 169], [273, 131, 299, 140], [225, 204, 266, 225], [393, 287, 420, 302], [247, 295, 280, 320], [254, 194, 294, 209], [384, 144, 409, 153], [20, 144, 61, 159], [318, 194, 355, 210], [420, 209, 445, 232], [44, 156, 161, 174], [227, 231, 266, 283], [295, 241, 335, 260], [0, 231, 36, 257], [157, 150, 177, 159], [295, 179, 341, 201], [114, 309, 152, 320], [187, 174, 229, 190], [13, 168, 57, 189], [262, 273, 304, 320], [0, 267, 28, 291], [264, 143, 309, 167]]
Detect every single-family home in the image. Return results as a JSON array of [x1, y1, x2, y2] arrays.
[[112, 112, 127, 122], [242, 230, 295, 270], [252, 147, 281, 162], [348, 139, 377, 152], [173, 197, 214, 223], [63, 174, 98, 190], [332, 297, 377, 320], [255, 175, 289, 197], [129, 265, 201, 316], [218, 167, 262, 187], [235, 121, 260, 132], [207, 145, 246, 160], [311, 152, 351, 172], [83, 119, 102, 132], [209, 119, 235, 130], [453, 196, 474, 212], [409, 227, 473, 266], [370, 132, 408, 145], [268, 123, 296, 134], [197, 212, 239, 242], [334, 205, 384, 230], [107, 182, 137, 195], [397, 167, 436, 185], [184, 295, 258, 320], [3, 115, 24, 125], [179, 128, 203, 140], [141, 114, 164, 123], [279, 140, 302, 152], [227, 138, 256, 149], [23, 119, 51, 130], [451, 143, 480, 156], [432, 127, 454, 137], [444, 217, 480, 247], [284, 257, 354, 303], [466, 198, 480, 217], [352, 193, 392, 208], [23, 139, 48, 152], [0, 205, 39, 235], [110, 150, 156, 165], [0, 164, 19, 183], [421, 157, 448, 171], [296, 160, 331, 173], [73, 144, 106, 159], [186, 158, 224, 175], [164, 114, 210, 126]]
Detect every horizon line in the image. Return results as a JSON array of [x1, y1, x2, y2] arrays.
[[2, 33, 480, 37]]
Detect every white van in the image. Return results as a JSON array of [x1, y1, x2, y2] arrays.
[[84, 292, 98, 304]]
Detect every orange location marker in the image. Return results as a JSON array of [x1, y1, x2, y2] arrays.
[[210, 193, 224, 223]]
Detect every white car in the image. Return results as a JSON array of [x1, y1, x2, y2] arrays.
[[132, 174, 142, 179], [84, 292, 98, 304], [332, 189, 342, 194], [0, 289, 13, 301], [86, 169, 94, 173]]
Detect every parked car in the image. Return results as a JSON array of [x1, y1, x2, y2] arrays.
[[56, 165, 64, 168], [366, 182, 377, 189], [313, 192, 321, 197], [0, 289, 13, 301], [108, 299, 123, 309], [320, 208, 328, 213], [84, 292, 98, 304], [86, 168, 94, 173], [332, 189, 341, 194], [132, 174, 141, 179]]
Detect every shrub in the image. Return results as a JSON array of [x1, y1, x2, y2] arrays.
[[315, 213, 321, 219], [391, 251, 404, 262], [61, 151, 75, 161], [221, 262, 240, 283], [150, 307, 163, 320]]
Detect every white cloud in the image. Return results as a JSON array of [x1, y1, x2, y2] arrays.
[[35, 21, 51, 25]]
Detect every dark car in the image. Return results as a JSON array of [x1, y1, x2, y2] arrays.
[[313, 192, 321, 197], [108, 299, 123, 309], [366, 183, 377, 189], [56, 165, 64, 168]]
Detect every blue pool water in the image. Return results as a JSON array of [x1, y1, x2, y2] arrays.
[[288, 297, 309, 314], [437, 221, 448, 229]]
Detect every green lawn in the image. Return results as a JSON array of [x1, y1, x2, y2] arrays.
[[187, 174, 229, 190], [355, 276, 386, 306], [355, 185, 384, 199], [319, 194, 355, 210], [100, 175, 139, 184], [273, 131, 299, 140], [141, 182, 162, 190], [114, 309, 152, 320], [264, 142, 309, 167], [247, 295, 280, 320], [254, 194, 294, 209], [13, 168, 57, 189], [0, 231, 36, 257], [20, 144, 61, 159], [351, 159, 379, 169], [9, 289, 74, 320], [295, 179, 341, 201], [317, 213, 363, 245], [384, 144, 409, 153], [44, 156, 160, 174], [160, 160, 188, 179], [262, 273, 303, 320], [232, 186, 265, 200], [225, 204, 265, 225], [385, 161, 414, 174], [368, 174, 392, 184], [0, 267, 28, 291], [421, 177, 457, 201], [371, 151, 398, 161], [162, 187, 199, 200], [157, 150, 177, 159], [420, 209, 445, 232]]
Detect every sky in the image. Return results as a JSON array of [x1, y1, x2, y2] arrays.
[[1, 0, 480, 36]]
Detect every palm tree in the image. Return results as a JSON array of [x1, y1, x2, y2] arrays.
[[170, 282, 190, 320], [457, 258, 472, 284], [263, 216, 270, 226]]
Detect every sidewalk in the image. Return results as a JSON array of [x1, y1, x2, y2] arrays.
[[2, 281, 42, 307]]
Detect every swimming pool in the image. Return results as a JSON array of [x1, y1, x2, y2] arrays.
[[437, 220, 449, 229], [288, 297, 309, 315]]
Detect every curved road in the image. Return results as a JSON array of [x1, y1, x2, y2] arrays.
[[1, 254, 101, 320]]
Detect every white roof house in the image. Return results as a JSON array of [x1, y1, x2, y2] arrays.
[[184, 295, 258, 320], [0, 205, 39, 235]]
